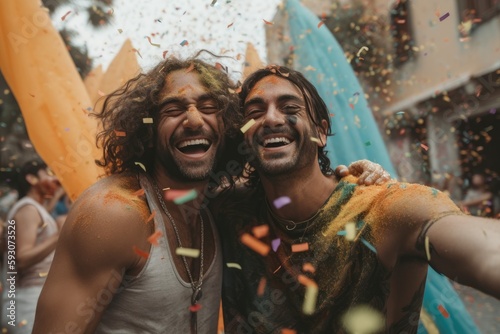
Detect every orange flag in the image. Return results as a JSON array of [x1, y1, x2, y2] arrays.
[[0, 0, 103, 200]]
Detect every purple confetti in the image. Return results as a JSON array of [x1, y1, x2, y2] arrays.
[[439, 12, 450, 22], [272, 238, 281, 252], [273, 196, 291, 209], [489, 108, 496, 114]]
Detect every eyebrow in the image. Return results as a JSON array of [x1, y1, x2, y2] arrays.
[[244, 94, 304, 108], [158, 93, 215, 107]]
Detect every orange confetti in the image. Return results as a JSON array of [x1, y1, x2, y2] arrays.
[[302, 262, 316, 274], [257, 277, 267, 296], [291, 243, 309, 253], [263, 19, 274, 25], [147, 230, 163, 246], [133, 245, 150, 259], [437, 304, 449, 318], [185, 63, 195, 73], [189, 304, 202, 312], [349, 103, 354, 109], [240, 233, 270, 256], [114, 130, 126, 137], [317, 21, 324, 28], [298, 274, 317, 287], [252, 225, 269, 239], [145, 211, 156, 224], [420, 143, 429, 151], [281, 329, 297, 334], [132, 188, 145, 197], [61, 11, 72, 21]]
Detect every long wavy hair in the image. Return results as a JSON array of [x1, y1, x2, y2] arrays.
[[94, 52, 242, 181], [238, 65, 334, 188]]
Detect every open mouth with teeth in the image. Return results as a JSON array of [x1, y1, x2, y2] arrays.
[[177, 138, 212, 154], [261, 136, 293, 148]]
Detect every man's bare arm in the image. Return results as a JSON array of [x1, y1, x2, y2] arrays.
[[33, 184, 152, 333], [423, 214, 500, 298]]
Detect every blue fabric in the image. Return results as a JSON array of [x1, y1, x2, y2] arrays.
[[285, 0, 480, 333]]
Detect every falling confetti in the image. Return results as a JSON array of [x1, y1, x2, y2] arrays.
[[114, 130, 126, 137], [164, 189, 198, 204], [142, 117, 154, 124], [263, 19, 274, 25], [273, 196, 291, 209], [439, 12, 450, 22], [134, 162, 146, 172], [132, 188, 145, 197], [345, 222, 356, 241], [291, 242, 309, 253], [61, 11, 72, 21], [302, 262, 316, 273], [341, 305, 385, 333], [438, 304, 450, 318], [240, 119, 256, 133], [180, 40, 189, 46], [145, 211, 156, 224], [257, 277, 267, 296], [189, 304, 202, 312], [310, 137, 321, 144], [252, 225, 269, 238], [226, 262, 242, 270], [147, 230, 163, 246], [298, 275, 318, 315], [241, 233, 270, 256], [356, 46, 369, 58], [176, 247, 201, 258], [424, 236, 431, 261], [146, 36, 160, 47], [133, 245, 150, 259], [272, 238, 281, 252]]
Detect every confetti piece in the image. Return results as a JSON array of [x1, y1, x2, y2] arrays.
[[439, 12, 450, 22], [356, 46, 369, 57], [437, 304, 450, 318], [226, 262, 242, 270], [240, 119, 256, 133], [38, 272, 48, 277], [227, 22, 234, 28], [176, 247, 200, 258], [298, 275, 318, 315], [117, 28, 123, 34], [241, 233, 270, 256], [145, 211, 156, 224], [164, 189, 198, 204], [132, 188, 145, 197], [114, 130, 126, 137], [420, 143, 429, 151], [345, 222, 356, 241], [342, 305, 385, 333], [273, 196, 291, 209], [162, 50, 168, 59], [317, 21, 324, 28], [189, 304, 202, 312], [302, 262, 316, 274], [210, 0, 218, 6], [349, 103, 354, 109], [19, 319, 28, 327], [185, 63, 195, 73], [257, 277, 267, 296], [424, 236, 431, 261], [180, 40, 189, 46], [365, 141, 371, 146], [281, 329, 297, 334], [131, 48, 143, 58], [252, 225, 269, 239], [361, 238, 377, 253], [61, 11, 72, 21], [143, 117, 153, 124], [310, 137, 321, 144], [291, 243, 309, 253], [133, 245, 150, 259], [134, 162, 146, 172], [147, 230, 163, 246], [146, 36, 160, 47], [263, 19, 274, 25], [272, 238, 281, 252]]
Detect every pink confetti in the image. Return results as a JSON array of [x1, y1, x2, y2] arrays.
[[273, 196, 291, 209], [61, 11, 72, 21]]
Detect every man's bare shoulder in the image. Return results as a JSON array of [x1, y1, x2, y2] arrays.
[[59, 173, 153, 270]]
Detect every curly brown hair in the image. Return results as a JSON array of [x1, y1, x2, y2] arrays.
[[94, 51, 242, 180]]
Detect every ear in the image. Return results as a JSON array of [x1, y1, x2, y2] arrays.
[[316, 119, 328, 147], [25, 174, 39, 186]]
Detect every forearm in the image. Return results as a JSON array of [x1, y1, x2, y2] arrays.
[[17, 234, 59, 271]]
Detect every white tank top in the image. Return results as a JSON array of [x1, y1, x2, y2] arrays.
[[95, 174, 222, 333]]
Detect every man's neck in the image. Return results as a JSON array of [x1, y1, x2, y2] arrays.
[[26, 189, 44, 205], [260, 165, 337, 222]]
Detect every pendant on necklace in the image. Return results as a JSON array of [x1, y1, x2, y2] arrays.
[[189, 287, 202, 334]]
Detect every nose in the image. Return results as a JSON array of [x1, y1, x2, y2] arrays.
[[262, 105, 285, 128], [183, 106, 204, 129]]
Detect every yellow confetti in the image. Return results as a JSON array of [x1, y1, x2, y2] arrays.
[[424, 235, 431, 261], [175, 247, 200, 258], [134, 162, 146, 172], [298, 275, 318, 315], [226, 262, 242, 270], [345, 222, 356, 241], [142, 118, 154, 124], [240, 119, 256, 133], [310, 137, 321, 144], [341, 305, 384, 333], [356, 46, 369, 58], [38, 272, 48, 277]]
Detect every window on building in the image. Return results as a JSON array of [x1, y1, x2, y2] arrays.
[[390, 0, 415, 66], [457, 0, 500, 32]]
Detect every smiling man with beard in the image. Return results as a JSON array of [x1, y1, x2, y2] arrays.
[[217, 66, 500, 334]]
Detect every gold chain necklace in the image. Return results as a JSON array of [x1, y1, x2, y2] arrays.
[[154, 182, 204, 334]]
